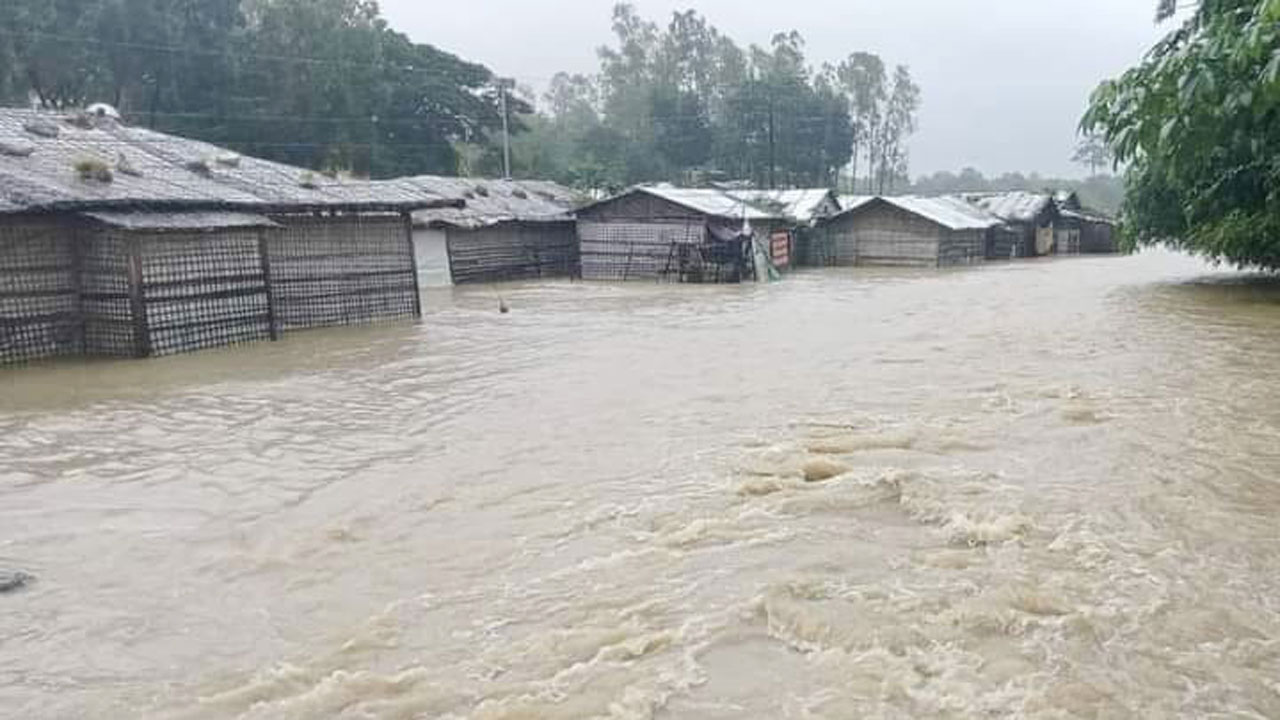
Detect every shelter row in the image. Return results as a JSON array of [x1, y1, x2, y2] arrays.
[[405, 183, 1118, 288], [0, 107, 458, 365]]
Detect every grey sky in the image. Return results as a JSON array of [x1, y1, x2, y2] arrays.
[[381, 0, 1170, 178]]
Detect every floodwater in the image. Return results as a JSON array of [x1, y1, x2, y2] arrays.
[[4, 250, 1280, 719]]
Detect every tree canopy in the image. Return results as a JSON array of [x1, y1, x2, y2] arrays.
[[0, 0, 524, 178], [1083, 0, 1280, 267], [506, 4, 920, 193]]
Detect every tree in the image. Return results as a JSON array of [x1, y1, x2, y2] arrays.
[[837, 52, 886, 193], [0, 0, 520, 178], [1071, 133, 1113, 177], [875, 65, 920, 193], [1083, 0, 1280, 267]]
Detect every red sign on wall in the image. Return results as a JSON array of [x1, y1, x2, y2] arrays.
[[770, 230, 792, 269]]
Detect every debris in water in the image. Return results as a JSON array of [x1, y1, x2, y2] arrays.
[[802, 459, 849, 483], [0, 571, 32, 594]]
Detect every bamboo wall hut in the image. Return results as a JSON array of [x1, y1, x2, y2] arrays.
[[399, 176, 580, 286], [727, 188, 842, 269], [0, 107, 457, 365], [1051, 191, 1119, 254], [1062, 209, 1119, 254], [817, 196, 1001, 267], [575, 186, 782, 283], [960, 191, 1058, 258]]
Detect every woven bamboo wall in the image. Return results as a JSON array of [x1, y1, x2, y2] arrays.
[[267, 214, 418, 331], [825, 204, 944, 267], [446, 221, 578, 285], [137, 230, 273, 356], [937, 229, 986, 267], [1080, 221, 1117, 253], [578, 220, 705, 281], [0, 217, 81, 364], [986, 227, 1022, 260], [80, 232, 137, 356]]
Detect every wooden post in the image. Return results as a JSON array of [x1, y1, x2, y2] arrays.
[[257, 228, 279, 341], [126, 235, 152, 358], [403, 212, 422, 319]]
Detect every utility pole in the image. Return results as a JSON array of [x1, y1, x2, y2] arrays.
[[498, 78, 515, 179]]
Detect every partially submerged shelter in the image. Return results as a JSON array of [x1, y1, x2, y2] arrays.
[[960, 191, 1058, 258], [727, 188, 841, 269], [817, 195, 1001, 267], [575, 186, 782, 283], [1050, 191, 1119, 255], [1060, 208, 1119, 254], [0, 107, 456, 365], [399, 176, 580, 285]]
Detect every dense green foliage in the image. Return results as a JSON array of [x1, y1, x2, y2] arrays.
[[1083, 0, 1280, 267], [505, 4, 920, 192], [910, 169, 1125, 215], [0, 0, 523, 177]]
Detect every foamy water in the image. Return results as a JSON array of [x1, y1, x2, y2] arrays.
[[3, 250, 1280, 718]]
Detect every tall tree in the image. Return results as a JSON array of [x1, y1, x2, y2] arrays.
[[1071, 133, 1113, 177], [1083, 0, 1280, 267], [837, 52, 886, 193], [875, 65, 920, 193]]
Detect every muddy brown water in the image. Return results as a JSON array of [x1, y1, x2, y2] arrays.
[[4, 250, 1280, 719]]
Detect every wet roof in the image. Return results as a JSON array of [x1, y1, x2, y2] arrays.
[[0, 107, 460, 215], [960, 191, 1054, 223], [727, 189, 838, 224], [838, 195, 875, 212], [400, 176, 580, 229], [81, 210, 280, 231], [833, 195, 1003, 231], [636, 185, 777, 220]]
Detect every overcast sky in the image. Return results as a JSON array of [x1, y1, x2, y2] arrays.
[[381, 0, 1170, 179]]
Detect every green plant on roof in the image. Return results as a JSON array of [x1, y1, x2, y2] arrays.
[[73, 157, 113, 183]]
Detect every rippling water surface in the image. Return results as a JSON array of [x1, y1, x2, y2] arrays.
[[4, 250, 1280, 719]]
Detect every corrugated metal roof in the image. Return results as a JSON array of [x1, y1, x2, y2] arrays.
[[401, 175, 579, 229], [838, 195, 875, 212], [0, 108, 460, 215], [727, 189, 838, 224], [638, 185, 777, 220], [833, 195, 1002, 231], [80, 210, 279, 231], [960, 191, 1054, 223], [1060, 207, 1115, 224]]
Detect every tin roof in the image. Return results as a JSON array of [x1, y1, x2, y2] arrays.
[[636, 185, 778, 220], [838, 195, 875, 212], [0, 107, 461, 215], [959, 191, 1054, 223], [832, 195, 1003, 231], [727, 189, 839, 224], [400, 176, 580, 229], [80, 210, 280, 231]]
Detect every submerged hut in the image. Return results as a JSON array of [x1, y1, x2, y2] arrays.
[[960, 191, 1058, 258], [398, 176, 580, 286], [0, 107, 457, 365], [816, 195, 1001, 267], [574, 186, 782, 283], [1051, 191, 1119, 254], [727, 188, 842, 269]]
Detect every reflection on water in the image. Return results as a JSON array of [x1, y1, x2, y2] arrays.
[[3, 250, 1280, 718]]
